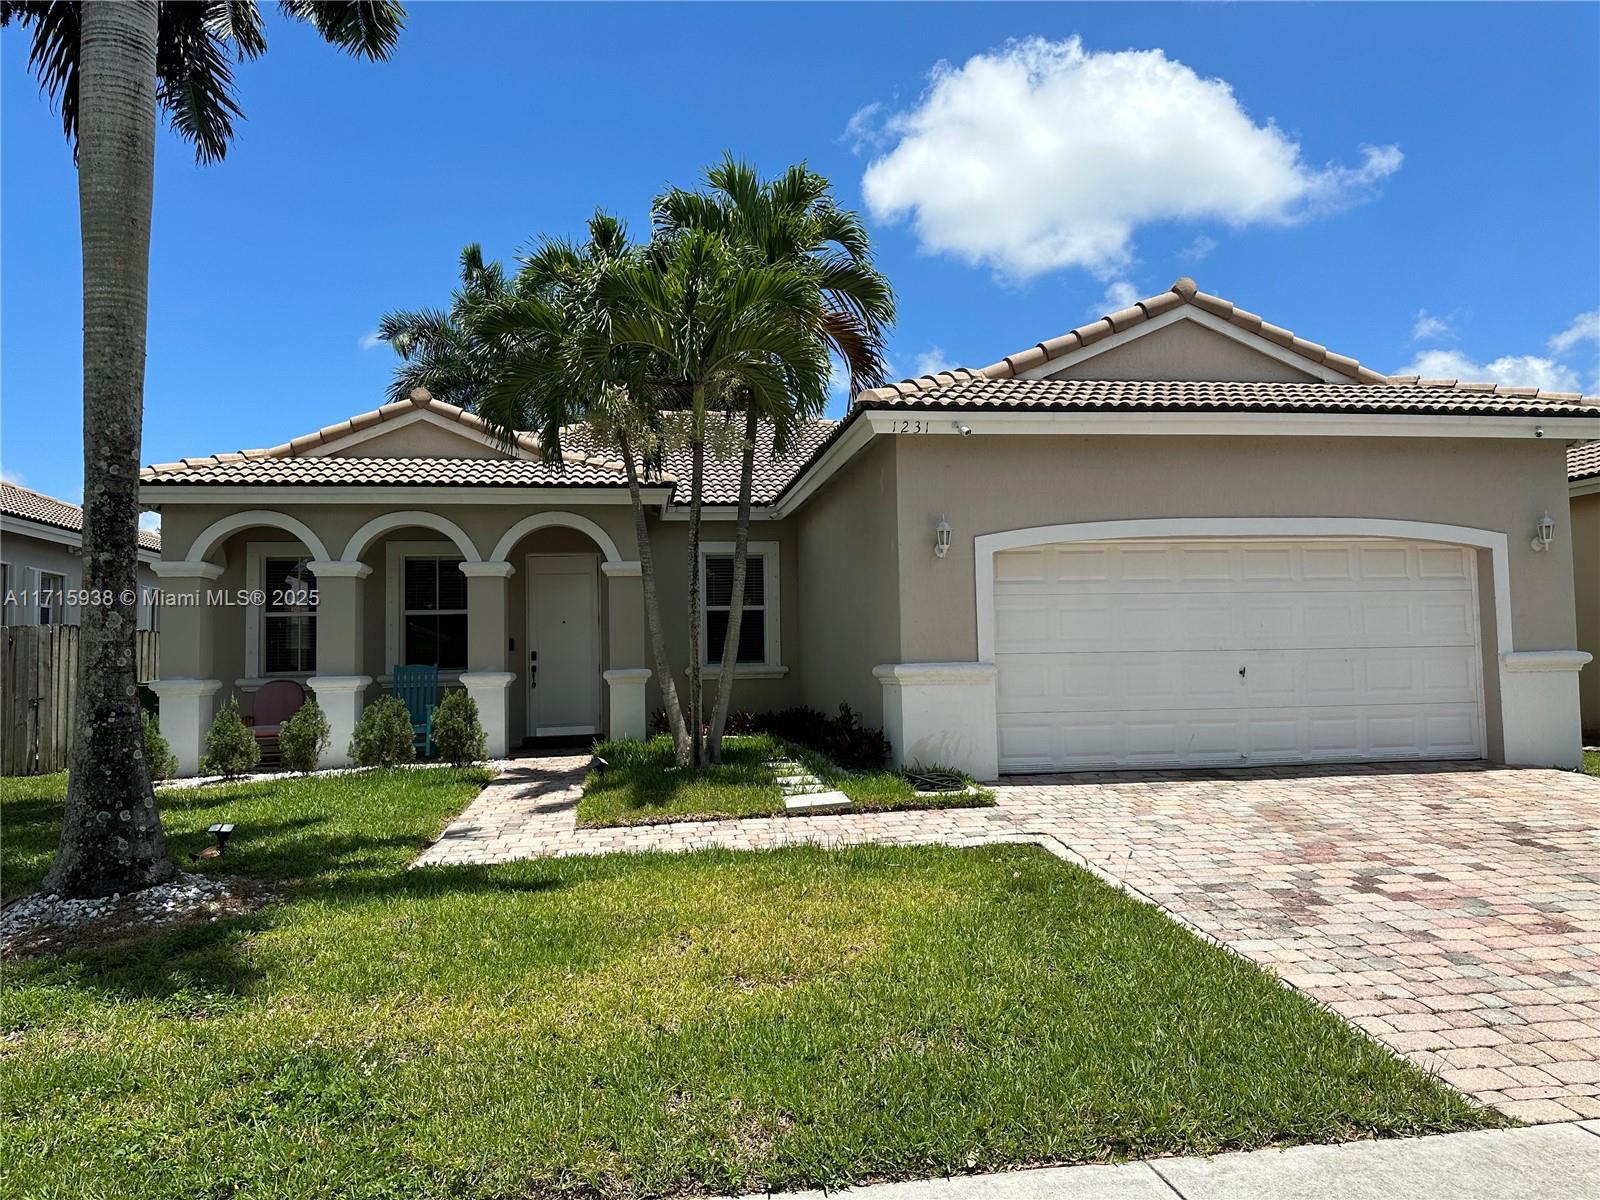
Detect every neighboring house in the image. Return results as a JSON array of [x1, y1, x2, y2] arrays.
[[140, 278, 1599, 778], [1, 481, 161, 630], [1571, 442, 1600, 740]]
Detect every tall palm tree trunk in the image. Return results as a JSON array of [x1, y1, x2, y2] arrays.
[[44, 0, 174, 898], [617, 429, 689, 761], [706, 407, 758, 764], [684, 397, 707, 766]]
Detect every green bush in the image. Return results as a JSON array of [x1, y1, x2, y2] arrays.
[[350, 696, 416, 768], [432, 689, 487, 766], [141, 709, 178, 782], [201, 696, 261, 779], [278, 700, 331, 774]]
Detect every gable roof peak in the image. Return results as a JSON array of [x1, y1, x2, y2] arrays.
[[1170, 275, 1198, 299]]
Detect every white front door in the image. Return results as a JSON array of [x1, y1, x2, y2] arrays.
[[526, 554, 600, 737], [993, 538, 1486, 772]]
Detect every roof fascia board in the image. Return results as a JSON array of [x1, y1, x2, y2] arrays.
[[139, 485, 671, 506], [769, 413, 876, 517], [0, 513, 160, 561], [1012, 307, 1350, 384], [1571, 477, 1600, 498], [859, 409, 1600, 440]]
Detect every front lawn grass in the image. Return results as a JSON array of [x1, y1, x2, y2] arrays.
[[1583, 749, 1599, 777], [578, 733, 991, 827], [3, 770, 1497, 1200]]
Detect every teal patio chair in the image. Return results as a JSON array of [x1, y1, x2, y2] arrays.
[[391, 665, 438, 757]]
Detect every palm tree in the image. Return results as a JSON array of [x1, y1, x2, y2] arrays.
[[2, 1, 404, 898], [604, 230, 832, 765], [378, 243, 514, 409], [466, 217, 696, 763], [655, 159, 895, 761]]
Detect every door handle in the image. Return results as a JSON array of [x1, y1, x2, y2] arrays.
[[1239, 666, 1247, 678], [530, 649, 538, 688]]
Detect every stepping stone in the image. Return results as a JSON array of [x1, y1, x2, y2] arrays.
[[784, 790, 851, 813]]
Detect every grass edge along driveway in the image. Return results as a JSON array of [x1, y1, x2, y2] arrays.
[[579, 733, 993, 827], [2, 768, 1498, 1200]]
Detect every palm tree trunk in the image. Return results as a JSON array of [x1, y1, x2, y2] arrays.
[[707, 407, 758, 764], [43, 0, 174, 898], [617, 429, 689, 761], [684, 396, 707, 767]]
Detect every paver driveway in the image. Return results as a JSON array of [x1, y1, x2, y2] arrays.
[[418, 757, 1600, 1121]]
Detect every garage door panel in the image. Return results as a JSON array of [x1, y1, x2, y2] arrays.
[[993, 538, 1485, 772]]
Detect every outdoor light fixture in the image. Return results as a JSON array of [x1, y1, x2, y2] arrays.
[[592, 756, 608, 779], [1531, 511, 1555, 552], [953, 421, 973, 436], [207, 823, 235, 853], [934, 516, 953, 559]]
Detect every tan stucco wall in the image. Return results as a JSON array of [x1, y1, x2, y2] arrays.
[[1572, 489, 1600, 737], [1047, 320, 1321, 383], [325, 422, 506, 459], [890, 434, 1578, 670], [794, 438, 901, 725]]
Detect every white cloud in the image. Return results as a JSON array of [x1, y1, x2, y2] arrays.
[[1099, 280, 1140, 312], [844, 102, 887, 154], [139, 511, 162, 534], [1178, 235, 1217, 263], [912, 347, 954, 377], [1396, 349, 1579, 393], [1410, 309, 1452, 343], [858, 36, 1401, 281], [0, 467, 24, 486], [1548, 310, 1600, 354], [358, 330, 384, 351]]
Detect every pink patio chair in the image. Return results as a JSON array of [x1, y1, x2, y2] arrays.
[[246, 679, 306, 769]]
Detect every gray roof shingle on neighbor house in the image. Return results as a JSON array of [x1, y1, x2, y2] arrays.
[[1570, 442, 1600, 481], [2, 480, 161, 551]]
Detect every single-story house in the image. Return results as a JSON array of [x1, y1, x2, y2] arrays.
[[1, 481, 161, 630], [1571, 442, 1600, 740], [141, 278, 1599, 778]]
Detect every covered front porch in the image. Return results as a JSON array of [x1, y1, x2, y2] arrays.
[[149, 504, 653, 775]]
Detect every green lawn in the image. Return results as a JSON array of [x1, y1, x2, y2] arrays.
[[2, 770, 1497, 1200], [578, 733, 991, 827], [1583, 749, 1599, 777]]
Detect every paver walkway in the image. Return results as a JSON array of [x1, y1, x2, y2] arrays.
[[416, 755, 1600, 1121]]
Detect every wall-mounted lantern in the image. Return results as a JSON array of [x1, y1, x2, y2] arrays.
[[934, 516, 953, 559], [1530, 511, 1555, 552]]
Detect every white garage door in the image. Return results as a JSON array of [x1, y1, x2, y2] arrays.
[[994, 539, 1486, 772]]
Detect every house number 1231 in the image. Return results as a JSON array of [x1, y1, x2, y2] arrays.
[[894, 419, 929, 434]]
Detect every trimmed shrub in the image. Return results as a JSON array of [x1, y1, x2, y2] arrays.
[[350, 696, 416, 768], [141, 709, 178, 782], [201, 696, 261, 779], [432, 690, 487, 766], [647, 703, 891, 771], [278, 700, 331, 774]]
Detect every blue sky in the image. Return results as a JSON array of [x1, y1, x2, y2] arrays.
[[4, 2, 1598, 513]]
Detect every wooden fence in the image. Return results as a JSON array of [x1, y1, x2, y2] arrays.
[[1, 626, 159, 776]]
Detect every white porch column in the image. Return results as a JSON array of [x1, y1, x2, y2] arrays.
[[306, 560, 373, 769], [601, 561, 649, 740], [460, 561, 513, 756], [874, 662, 1000, 782], [1499, 651, 1592, 769], [149, 678, 222, 778], [150, 560, 224, 776], [603, 668, 651, 741], [461, 671, 516, 758], [308, 675, 372, 768]]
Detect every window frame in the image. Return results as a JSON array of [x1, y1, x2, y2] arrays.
[[36, 569, 67, 626], [384, 540, 470, 680], [245, 542, 319, 679], [697, 541, 784, 677]]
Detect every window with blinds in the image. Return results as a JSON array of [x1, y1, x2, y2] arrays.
[[38, 571, 65, 626], [403, 557, 468, 670], [263, 557, 316, 673], [703, 552, 766, 665]]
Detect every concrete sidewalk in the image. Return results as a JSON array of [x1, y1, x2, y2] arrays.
[[756, 1122, 1600, 1200]]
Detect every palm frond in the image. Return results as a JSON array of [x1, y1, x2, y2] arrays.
[[277, 0, 404, 59]]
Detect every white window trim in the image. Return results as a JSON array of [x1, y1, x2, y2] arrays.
[[697, 541, 784, 677], [384, 540, 471, 675], [246, 542, 318, 679], [34, 567, 68, 626]]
